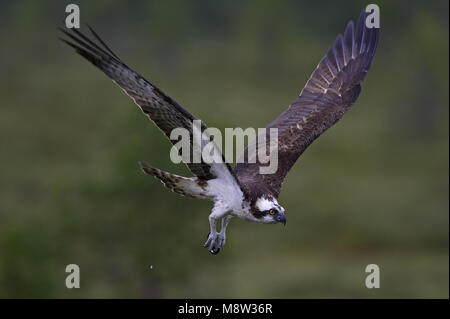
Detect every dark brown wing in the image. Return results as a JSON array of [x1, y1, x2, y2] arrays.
[[60, 26, 234, 180], [234, 10, 379, 198]]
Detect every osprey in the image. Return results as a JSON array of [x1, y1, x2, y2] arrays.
[[60, 10, 378, 254]]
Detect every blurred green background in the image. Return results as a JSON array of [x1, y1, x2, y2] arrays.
[[0, 0, 448, 298]]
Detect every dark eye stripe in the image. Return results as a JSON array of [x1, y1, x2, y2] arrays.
[[252, 210, 268, 218], [252, 208, 279, 219]]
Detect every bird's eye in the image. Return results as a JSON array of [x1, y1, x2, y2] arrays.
[[269, 209, 276, 215]]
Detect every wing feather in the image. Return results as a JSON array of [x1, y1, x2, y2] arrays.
[[60, 26, 236, 182], [234, 10, 379, 198]]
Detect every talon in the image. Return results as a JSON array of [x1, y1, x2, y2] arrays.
[[204, 232, 224, 255], [208, 239, 216, 251], [209, 247, 220, 255]]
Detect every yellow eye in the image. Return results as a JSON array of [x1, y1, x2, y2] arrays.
[[269, 209, 276, 215]]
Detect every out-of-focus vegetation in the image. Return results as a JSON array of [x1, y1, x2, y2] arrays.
[[0, 0, 448, 298]]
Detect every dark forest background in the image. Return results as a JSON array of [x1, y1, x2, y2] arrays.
[[0, 0, 448, 298]]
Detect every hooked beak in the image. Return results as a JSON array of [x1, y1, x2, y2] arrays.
[[276, 214, 286, 226]]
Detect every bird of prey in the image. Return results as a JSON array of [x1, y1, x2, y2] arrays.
[[60, 10, 378, 254]]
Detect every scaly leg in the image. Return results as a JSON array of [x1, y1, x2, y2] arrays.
[[204, 205, 228, 254], [217, 215, 233, 248]]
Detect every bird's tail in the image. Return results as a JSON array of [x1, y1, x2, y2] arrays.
[[139, 162, 212, 200]]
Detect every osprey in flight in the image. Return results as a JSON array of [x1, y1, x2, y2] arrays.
[[61, 10, 378, 254]]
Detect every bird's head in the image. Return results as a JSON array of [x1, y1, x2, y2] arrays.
[[251, 196, 286, 225]]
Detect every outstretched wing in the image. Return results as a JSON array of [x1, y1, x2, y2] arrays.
[[234, 10, 379, 198], [60, 26, 234, 181]]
